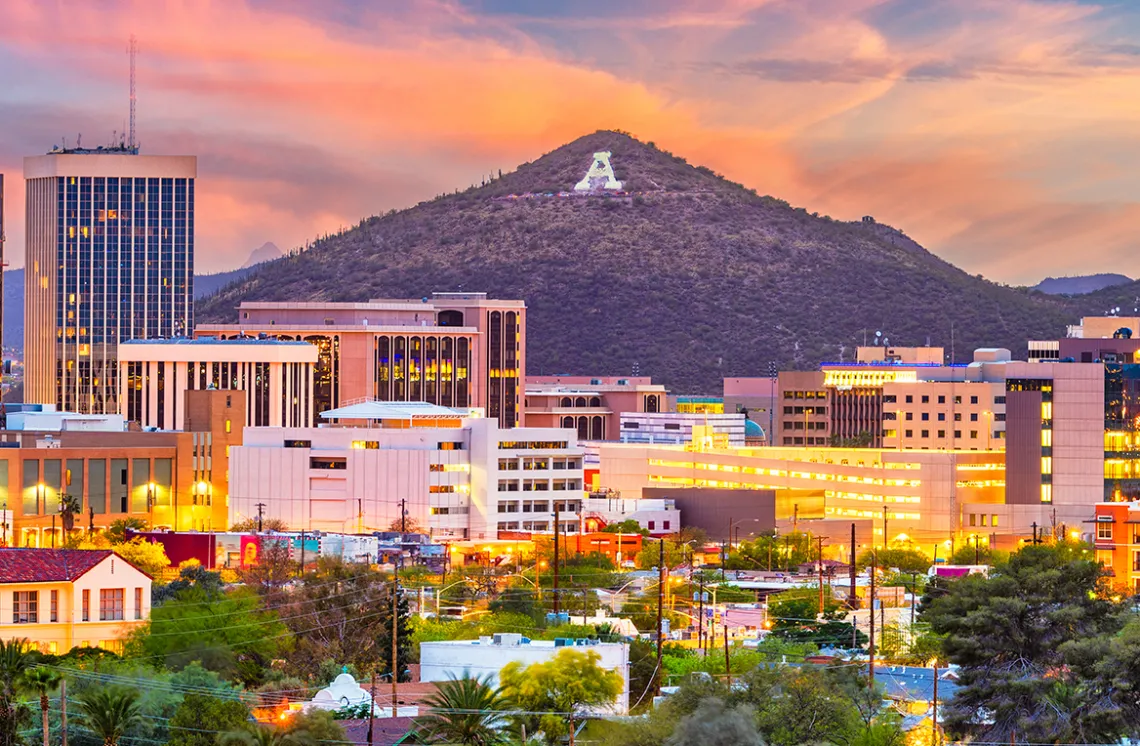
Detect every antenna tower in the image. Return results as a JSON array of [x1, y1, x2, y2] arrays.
[[128, 34, 138, 152]]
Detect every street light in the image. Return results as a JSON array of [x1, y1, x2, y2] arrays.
[[146, 482, 156, 511]]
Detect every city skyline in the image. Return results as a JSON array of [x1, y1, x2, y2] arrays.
[[0, 0, 1139, 281]]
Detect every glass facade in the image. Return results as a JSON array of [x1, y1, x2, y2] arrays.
[[487, 311, 520, 427], [1105, 363, 1140, 501], [374, 334, 473, 410], [54, 173, 193, 413]]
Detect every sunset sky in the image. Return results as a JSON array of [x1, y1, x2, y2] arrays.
[[2, 0, 1139, 282]]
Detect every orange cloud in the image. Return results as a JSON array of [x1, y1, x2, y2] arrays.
[[0, 0, 1137, 283]]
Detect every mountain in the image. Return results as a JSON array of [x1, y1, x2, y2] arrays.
[[1033, 274, 1132, 296], [196, 130, 1083, 392], [241, 242, 284, 269]]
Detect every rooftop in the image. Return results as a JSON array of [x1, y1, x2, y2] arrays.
[[0, 549, 114, 583], [120, 336, 313, 347], [320, 401, 472, 422]]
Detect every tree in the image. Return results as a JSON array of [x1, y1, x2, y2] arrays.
[[282, 709, 346, 746], [664, 698, 763, 746], [153, 564, 225, 606], [59, 493, 81, 535], [416, 674, 505, 745], [130, 585, 287, 685], [856, 547, 930, 574], [499, 649, 623, 744], [240, 539, 295, 599], [75, 687, 142, 746], [104, 518, 148, 544], [168, 694, 250, 746], [768, 588, 864, 648], [22, 669, 59, 746], [280, 561, 411, 684], [923, 542, 1122, 743], [111, 538, 171, 578], [731, 531, 816, 572], [600, 519, 647, 536], [230, 517, 289, 532], [220, 726, 315, 746], [388, 516, 425, 534], [0, 638, 31, 746]]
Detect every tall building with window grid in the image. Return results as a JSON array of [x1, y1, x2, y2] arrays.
[[24, 152, 196, 413]]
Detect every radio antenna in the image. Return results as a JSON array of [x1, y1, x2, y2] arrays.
[[128, 34, 138, 152]]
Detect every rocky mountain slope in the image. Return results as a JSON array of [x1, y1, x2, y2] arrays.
[[190, 130, 1078, 391]]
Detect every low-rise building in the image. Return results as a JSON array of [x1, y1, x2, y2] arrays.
[[1089, 502, 1140, 594], [420, 634, 630, 713], [618, 412, 747, 447], [117, 337, 319, 430], [596, 441, 1075, 547], [0, 548, 152, 654], [5, 389, 240, 544], [229, 402, 584, 540], [525, 376, 667, 442]]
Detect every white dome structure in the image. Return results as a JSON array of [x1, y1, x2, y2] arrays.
[[309, 670, 375, 711]]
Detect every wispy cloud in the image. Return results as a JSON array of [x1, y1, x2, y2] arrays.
[[0, 0, 1137, 283]]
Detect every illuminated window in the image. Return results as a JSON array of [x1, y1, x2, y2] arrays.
[[1042, 429, 1052, 447], [1041, 402, 1053, 420], [1041, 457, 1052, 475], [1041, 484, 1052, 503], [224, 419, 231, 433]]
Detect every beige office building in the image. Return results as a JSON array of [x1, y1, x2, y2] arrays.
[[25, 152, 197, 414], [117, 338, 319, 431]]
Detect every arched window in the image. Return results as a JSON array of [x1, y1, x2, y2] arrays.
[[560, 397, 572, 407], [646, 395, 659, 413], [589, 396, 601, 407], [591, 416, 604, 440], [577, 417, 589, 440], [575, 397, 587, 408], [438, 310, 464, 327], [562, 416, 574, 428]]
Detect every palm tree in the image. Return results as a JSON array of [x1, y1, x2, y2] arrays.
[[75, 688, 142, 746], [60, 493, 82, 535], [220, 726, 316, 746], [417, 673, 506, 745], [0, 638, 32, 746], [22, 669, 60, 746]]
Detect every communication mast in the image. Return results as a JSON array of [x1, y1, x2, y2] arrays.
[[128, 34, 138, 153]]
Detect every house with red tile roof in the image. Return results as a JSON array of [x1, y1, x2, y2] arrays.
[[0, 548, 151, 654]]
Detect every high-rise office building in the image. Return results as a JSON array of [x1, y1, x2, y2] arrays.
[[24, 151, 196, 413]]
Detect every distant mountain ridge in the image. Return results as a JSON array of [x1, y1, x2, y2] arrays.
[[193, 130, 1088, 392], [241, 242, 283, 269], [1033, 274, 1132, 296]]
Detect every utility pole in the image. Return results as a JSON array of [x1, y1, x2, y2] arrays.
[[974, 535, 980, 565], [849, 523, 856, 608], [366, 671, 376, 746], [910, 572, 917, 626], [697, 576, 705, 652], [553, 504, 561, 615], [400, 498, 407, 533], [932, 659, 939, 746], [882, 505, 888, 551], [255, 502, 266, 532], [61, 677, 67, 746], [655, 538, 665, 696], [723, 626, 731, 686], [817, 536, 826, 615], [869, 550, 876, 688], [391, 582, 399, 712], [299, 530, 306, 577]]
